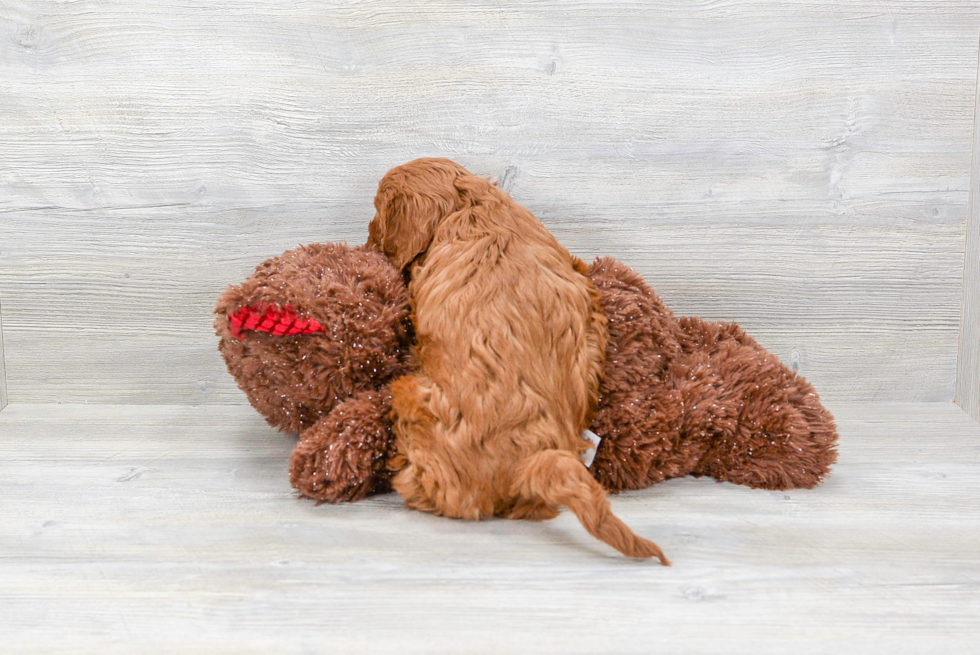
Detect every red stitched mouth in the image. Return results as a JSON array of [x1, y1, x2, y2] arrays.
[[228, 303, 324, 339]]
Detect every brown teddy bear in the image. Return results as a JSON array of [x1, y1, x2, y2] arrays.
[[215, 242, 838, 504]]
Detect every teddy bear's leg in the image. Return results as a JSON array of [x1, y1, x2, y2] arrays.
[[589, 384, 704, 492], [676, 318, 839, 490], [289, 387, 397, 503], [589, 338, 744, 493]]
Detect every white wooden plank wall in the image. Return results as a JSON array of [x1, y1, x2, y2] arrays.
[[0, 1, 977, 405], [0, 294, 6, 410], [957, 36, 980, 422]]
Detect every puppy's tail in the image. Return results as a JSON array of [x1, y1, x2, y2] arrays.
[[514, 450, 670, 564]]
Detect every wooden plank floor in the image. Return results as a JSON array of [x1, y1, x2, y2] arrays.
[[1, 403, 978, 654]]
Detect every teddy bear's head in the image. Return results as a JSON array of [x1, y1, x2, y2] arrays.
[[215, 243, 412, 433]]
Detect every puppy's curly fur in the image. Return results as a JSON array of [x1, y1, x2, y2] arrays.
[[367, 158, 667, 561]]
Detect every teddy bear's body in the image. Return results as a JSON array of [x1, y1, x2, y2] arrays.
[[216, 243, 837, 503]]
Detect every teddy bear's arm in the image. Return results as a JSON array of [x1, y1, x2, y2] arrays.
[[289, 387, 397, 503]]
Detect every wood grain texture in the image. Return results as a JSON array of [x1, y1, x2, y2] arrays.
[[957, 38, 980, 422], [0, 295, 6, 410], [0, 1, 977, 404], [0, 402, 978, 653]]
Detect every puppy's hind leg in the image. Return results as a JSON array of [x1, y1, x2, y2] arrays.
[[388, 374, 442, 514], [388, 374, 490, 520]]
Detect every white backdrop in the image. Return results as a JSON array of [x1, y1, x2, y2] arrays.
[[1, 1, 977, 404]]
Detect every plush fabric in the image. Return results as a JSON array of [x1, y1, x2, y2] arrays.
[[587, 257, 838, 492], [215, 243, 413, 436], [216, 243, 837, 505]]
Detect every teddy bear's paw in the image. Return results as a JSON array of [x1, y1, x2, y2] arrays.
[[289, 437, 384, 503], [288, 391, 398, 503]]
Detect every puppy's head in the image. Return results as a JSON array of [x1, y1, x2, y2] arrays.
[[367, 158, 482, 270]]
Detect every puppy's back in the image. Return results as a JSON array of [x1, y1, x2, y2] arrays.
[[388, 168, 667, 561], [410, 197, 601, 451]]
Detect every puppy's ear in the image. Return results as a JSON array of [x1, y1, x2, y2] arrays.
[[453, 174, 497, 203], [369, 189, 449, 271]]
